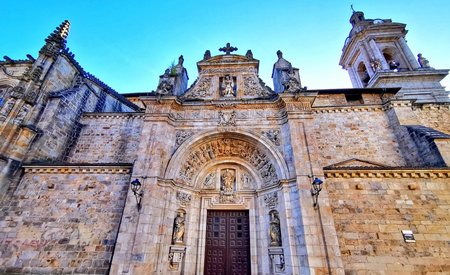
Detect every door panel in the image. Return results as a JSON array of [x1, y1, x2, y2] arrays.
[[205, 210, 251, 275]]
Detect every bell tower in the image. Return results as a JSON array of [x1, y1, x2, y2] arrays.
[[339, 10, 449, 103]]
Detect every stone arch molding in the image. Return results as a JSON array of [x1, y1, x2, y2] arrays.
[[165, 130, 289, 189]]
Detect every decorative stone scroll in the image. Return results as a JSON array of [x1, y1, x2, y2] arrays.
[[242, 75, 271, 97], [264, 191, 278, 209], [175, 130, 193, 147], [184, 77, 212, 99], [176, 191, 192, 207], [178, 138, 278, 187]]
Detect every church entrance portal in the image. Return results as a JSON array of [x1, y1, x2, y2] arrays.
[[204, 210, 251, 275]]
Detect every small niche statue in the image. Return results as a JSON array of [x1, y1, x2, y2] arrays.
[[172, 211, 185, 244], [221, 169, 235, 193], [222, 76, 235, 97], [269, 211, 282, 246]]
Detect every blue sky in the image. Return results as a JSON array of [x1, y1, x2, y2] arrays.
[[1, 0, 449, 93]]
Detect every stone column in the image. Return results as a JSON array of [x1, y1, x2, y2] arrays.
[[369, 39, 389, 70], [398, 37, 420, 70]]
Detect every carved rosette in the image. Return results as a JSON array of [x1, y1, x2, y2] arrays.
[[178, 138, 278, 187]]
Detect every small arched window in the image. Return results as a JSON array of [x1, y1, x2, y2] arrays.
[[357, 62, 370, 87]]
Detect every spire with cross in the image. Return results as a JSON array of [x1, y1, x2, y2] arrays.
[[219, 43, 238, 55]]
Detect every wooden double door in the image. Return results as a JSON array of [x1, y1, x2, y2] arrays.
[[204, 210, 251, 275]]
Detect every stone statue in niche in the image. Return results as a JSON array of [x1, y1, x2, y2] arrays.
[[172, 211, 186, 244], [269, 211, 282, 246], [222, 75, 235, 97], [221, 169, 235, 193]]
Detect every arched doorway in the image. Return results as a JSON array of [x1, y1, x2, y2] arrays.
[[164, 130, 292, 274]]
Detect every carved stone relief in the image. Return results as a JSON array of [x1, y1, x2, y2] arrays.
[[264, 191, 278, 209], [178, 138, 278, 187], [218, 110, 236, 126], [0, 98, 16, 118], [242, 75, 271, 97], [262, 129, 281, 146], [14, 104, 31, 124], [203, 172, 216, 189], [240, 172, 254, 190], [184, 77, 212, 99], [175, 131, 193, 147], [176, 191, 192, 207]]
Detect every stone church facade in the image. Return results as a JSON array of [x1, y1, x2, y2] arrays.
[[0, 10, 449, 275]]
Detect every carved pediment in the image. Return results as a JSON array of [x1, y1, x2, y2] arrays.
[[324, 158, 390, 169]]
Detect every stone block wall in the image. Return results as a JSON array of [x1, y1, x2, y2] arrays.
[[414, 105, 450, 134], [66, 113, 144, 164], [40, 56, 77, 94], [312, 109, 406, 168], [0, 167, 131, 274], [326, 173, 450, 273]]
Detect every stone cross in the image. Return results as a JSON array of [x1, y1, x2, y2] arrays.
[[219, 43, 238, 55]]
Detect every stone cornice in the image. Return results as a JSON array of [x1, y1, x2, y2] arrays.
[[23, 164, 133, 174], [324, 168, 450, 179], [81, 112, 145, 119], [312, 104, 385, 113]]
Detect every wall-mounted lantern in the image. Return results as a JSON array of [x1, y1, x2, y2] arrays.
[[310, 177, 323, 207], [130, 179, 143, 210]]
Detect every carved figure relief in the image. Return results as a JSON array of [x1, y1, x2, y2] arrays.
[[264, 192, 278, 209], [242, 75, 270, 97], [218, 110, 236, 126], [418, 53, 432, 69], [240, 172, 254, 190], [221, 75, 235, 97], [178, 138, 278, 187], [203, 172, 216, 189], [221, 169, 235, 193], [172, 210, 186, 244], [185, 77, 212, 98], [269, 210, 282, 246]]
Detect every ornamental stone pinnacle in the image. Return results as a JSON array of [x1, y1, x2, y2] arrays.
[[219, 42, 238, 55], [39, 20, 71, 57]]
